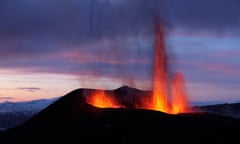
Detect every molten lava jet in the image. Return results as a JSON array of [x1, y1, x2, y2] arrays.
[[150, 23, 171, 113], [171, 73, 189, 114], [143, 23, 191, 114], [86, 23, 191, 114]]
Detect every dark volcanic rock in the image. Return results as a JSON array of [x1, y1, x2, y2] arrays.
[[0, 86, 239, 143]]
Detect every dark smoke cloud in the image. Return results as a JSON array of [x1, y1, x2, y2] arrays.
[[0, 0, 166, 84], [3, 0, 239, 89], [0, 0, 165, 42], [1, 0, 239, 61]]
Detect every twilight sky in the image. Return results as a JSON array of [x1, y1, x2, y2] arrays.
[[0, 0, 240, 103]]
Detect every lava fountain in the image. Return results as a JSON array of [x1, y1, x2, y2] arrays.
[[143, 23, 191, 114], [150, 23, 171, 113], [86, 23, 192, 114]]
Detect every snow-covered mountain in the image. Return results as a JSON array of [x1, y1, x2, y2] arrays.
[[0, 97, 60, 130], [0, 97, 59, 114]]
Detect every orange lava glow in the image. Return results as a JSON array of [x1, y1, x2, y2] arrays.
[[86, 90, 122, 108], [150, 23, 171, 113], [86, 23, 192, 114], [142, 23, 191, 114], [171, 73, 189, 114]]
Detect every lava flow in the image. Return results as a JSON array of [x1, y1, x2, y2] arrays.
[[86, 23, 191, 114]]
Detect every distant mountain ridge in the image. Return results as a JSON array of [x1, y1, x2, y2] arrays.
[[0, 98, 59, 114], [197, 102, 240, 119]]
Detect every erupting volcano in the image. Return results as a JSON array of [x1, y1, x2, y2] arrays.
[[86, 23, 191, 114], [1, 23, 240, 144]]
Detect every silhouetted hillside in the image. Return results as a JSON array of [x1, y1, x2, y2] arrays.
[[0, 86, 239, 143], [198, 102, 240, 119]]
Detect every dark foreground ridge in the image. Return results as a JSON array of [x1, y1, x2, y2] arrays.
[[0, 86, 239, 143]]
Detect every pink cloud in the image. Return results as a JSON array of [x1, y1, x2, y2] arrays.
[[210, 51, 240, 58], [179, 60, 240, 77], [61, 51, 150, 65]]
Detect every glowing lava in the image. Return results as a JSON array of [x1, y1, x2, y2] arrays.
[[86, 23, 191, 114], [86, 90, 122, 108], [150, 23, 171, 113], [171, 72, 189, 114], [143, 23, 191, 114]]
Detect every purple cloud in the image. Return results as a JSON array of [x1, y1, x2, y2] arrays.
[[0, 96, 14, 100], [0, 0, 164, 82], [168, 0, 240, 32], [17, 87, 41, 92]]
